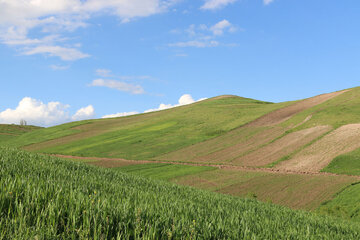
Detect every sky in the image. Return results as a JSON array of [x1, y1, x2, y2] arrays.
[[0, 0, 360, 126]]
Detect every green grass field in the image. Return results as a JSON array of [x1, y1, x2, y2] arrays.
[[0, 124, 41, 135], [322, 148, 360, 175], [2, 147, 360, 239], [115, 163, 215, 180], [0, 124, 42, 144], [281, 87, 360, 131], [317, 183, 360, 222], [6, 96, 291, 159]]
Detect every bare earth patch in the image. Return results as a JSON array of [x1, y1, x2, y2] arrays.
[[276, 124, 360, 172], [195, 127, 285, 163], [233, 125, 332, 167]]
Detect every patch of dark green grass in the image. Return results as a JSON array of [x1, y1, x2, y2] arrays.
[[322, 148, 360, 176], [317, 182, 360, 222]]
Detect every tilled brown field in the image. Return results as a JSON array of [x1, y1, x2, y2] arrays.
[[276, 124, 360, 172], [172, 168, 357, 210], [233, 125, 332, 167]]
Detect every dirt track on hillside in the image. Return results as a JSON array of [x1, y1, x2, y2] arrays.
[[276, 124, 360, 172], [53, 154, 360, 179]]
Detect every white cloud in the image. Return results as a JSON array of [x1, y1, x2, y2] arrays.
[[0, 97, 94, 127], [102, 111, 139, 119], [90, 79, 145, 95], [102, 94, 207, 119], [144, 94, 206, 113], [201, 0, 238, 10], [0, 0, 179, 60], [22, 45, 90, 61], [210, 19, 236, 36], [178, 94, 195, 105], [72, 105, 95, 121], [263, 0, 274, 5], [169, 19, 236, 48]]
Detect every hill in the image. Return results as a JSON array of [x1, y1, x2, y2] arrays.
[[4, 87, 360, 222], [0, 124, 42, 144], [1, 147, 360, 239], [6, 96, 291, 159]]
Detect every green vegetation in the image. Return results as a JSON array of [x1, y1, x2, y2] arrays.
[[282, 87, 360, 131], [5, 120, 92, 148], [322, 148, 360, 175], [115, 163, 215, 180], [318, 183, 360, 222], [0, 124, 41, 135], [2, 147, 360, 239], [0, 124, 42, 144], [7, 96, 291, 159]]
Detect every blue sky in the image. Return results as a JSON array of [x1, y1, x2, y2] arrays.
[[0, 0, 359, 126]]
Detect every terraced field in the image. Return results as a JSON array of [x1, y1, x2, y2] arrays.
[[4, 87, 360, 226], [172, 168, 357, 210]]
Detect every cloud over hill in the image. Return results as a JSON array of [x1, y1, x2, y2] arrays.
[[0, 97, 94, 127]]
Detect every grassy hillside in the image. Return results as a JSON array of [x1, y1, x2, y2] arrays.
[[317, 183, 360, 222], [6, 96, 291, 159], [280, 87, 360, 130], [157, 89, 349, 165], [2, 147, 360, 239], [322, 148, 360, 175], [0, 124, 42, 144]]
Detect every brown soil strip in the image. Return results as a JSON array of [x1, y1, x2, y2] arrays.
[[246, 90, 347, 127], [173, 169, 357, 210], [51, 154, 360, 179], [276, 123, 360, 172], [233, 125, 332, 166], [195, 127, 285, 163], [54, 154, 151, 168]]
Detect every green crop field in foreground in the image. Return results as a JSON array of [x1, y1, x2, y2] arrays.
[[1, 148, 360, 239], [115, 163, 215, 180]]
